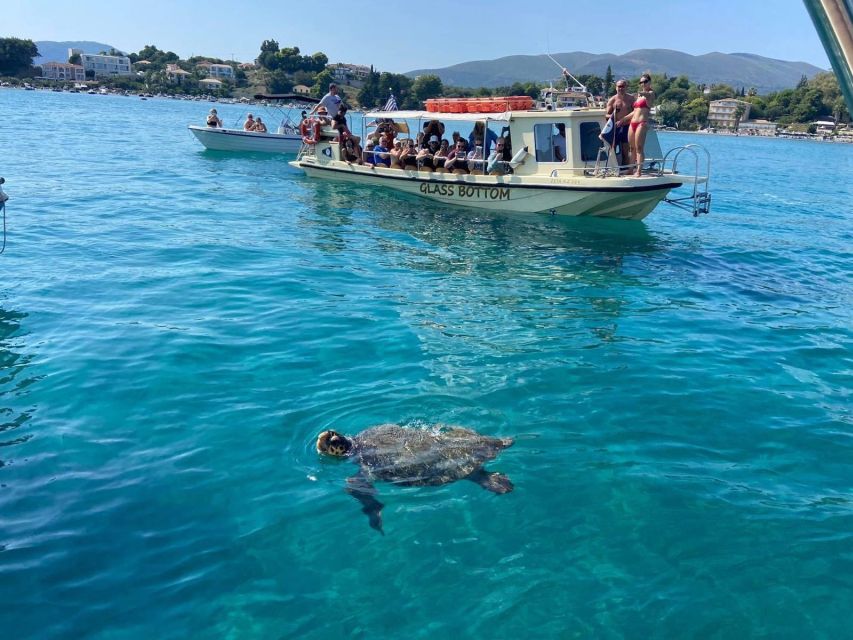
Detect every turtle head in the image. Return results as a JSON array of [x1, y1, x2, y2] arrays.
[[316, 430, 353, 457]]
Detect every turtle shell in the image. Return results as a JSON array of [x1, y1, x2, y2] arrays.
[[352, 424, 511, 486]]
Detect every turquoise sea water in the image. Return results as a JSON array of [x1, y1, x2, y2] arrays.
[[1, 89, 851, 639]]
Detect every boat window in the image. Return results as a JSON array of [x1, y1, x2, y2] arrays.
[[533, 123, 557, 162], [579, 122, 603, 162]]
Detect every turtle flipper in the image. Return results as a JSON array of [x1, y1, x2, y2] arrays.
[[346, 471, 385, 535], [468, 468, 514, 494]]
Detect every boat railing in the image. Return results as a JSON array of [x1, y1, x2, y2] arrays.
[[658, 144, 712, 216]]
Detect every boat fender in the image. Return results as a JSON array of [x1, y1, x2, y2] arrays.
[[300, 118, 322, 145], [508, 146, 529, 168]]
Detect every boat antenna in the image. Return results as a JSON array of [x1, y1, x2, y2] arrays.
[[546, 53, 586, 93]]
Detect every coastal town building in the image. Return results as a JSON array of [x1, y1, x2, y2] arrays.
[[813, 117, 837, 134], [41, 62, 85, 82], [165, 63, 191, 85], [707, 98, 751, 129], [69, 48, 132, 77], [737, 119, 778, 136], [293, 84, 311, 95], [328, 63, 370, 83], [199, 78, 224, 91], [206, 63, 234, 80]]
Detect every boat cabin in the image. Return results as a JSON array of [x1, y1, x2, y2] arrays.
[[314, 107, 657, 177]]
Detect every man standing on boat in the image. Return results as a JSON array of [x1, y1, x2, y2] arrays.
[[314, 83, 343, 119], [602, 79, 634, 168]]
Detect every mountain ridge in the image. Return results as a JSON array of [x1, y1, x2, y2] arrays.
[[405, 49, 827, 94]]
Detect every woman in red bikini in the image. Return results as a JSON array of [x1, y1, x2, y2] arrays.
[[620, 74, 655, 176]]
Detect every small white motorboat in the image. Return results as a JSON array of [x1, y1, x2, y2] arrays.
[[188, 93, 319, 154]]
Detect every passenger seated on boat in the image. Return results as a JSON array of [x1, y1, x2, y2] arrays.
[[342, 137, 363, 165], [253, 117, 268, 133], [416, 137, 439, 171], [332, 105, 352, 142], [444, 140, 469, 174], [206, 108, 222, 128], [388, 140, 407, 169], [467, 141, 485, 174], [363, 140, 377, 166], [243, 114, 255, 131], [431, 139, 450, 172], [372, 135, 392, 167], [315, 106, 331, 125], [487, 138, 513, 175], [400, 139, 419, 168]]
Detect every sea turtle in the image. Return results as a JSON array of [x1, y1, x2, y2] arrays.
[[317, 424, 514, 534]]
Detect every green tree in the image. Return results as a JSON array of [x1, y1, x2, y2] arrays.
[[0, 37, 40, 76], [707, 84, 737, 101], [412, 74, 443, 104], [796, 74, 809, 89], [682, 97, 709, 128], [258, 39, 280, 69], [793, 88, 824, 122], [656, 100, 681, 128], [604, 65, 613, 92], [311, 69, 334, 98], [68, 52, 82, 65], [309, 52, 328, 73], [277, 47, 302, 73], [733, 104, 746, 129], [508, 81, 540, 99], [358, 69, 380, 108], [268, 69, 293, 93]]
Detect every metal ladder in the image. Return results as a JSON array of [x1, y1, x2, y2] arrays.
[[658, 144, 712, 216]]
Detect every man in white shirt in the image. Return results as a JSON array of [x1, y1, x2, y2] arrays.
[[316, 83, 343, 119]]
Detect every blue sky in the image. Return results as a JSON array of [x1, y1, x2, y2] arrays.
[[4, 0, 830, 71]]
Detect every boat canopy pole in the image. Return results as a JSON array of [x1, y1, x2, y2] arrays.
[[802, 0, 853, 111]]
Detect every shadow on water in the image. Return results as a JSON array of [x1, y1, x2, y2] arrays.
[[294, 180, 673, 353], [0, 307, 36, 468]]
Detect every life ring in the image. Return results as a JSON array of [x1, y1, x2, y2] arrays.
[[300, 119, 322, 145]]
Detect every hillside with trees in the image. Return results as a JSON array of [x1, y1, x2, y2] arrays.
[[1, 37, 848, 132]]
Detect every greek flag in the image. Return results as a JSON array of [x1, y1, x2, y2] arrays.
[[383, 93, 398, 111]]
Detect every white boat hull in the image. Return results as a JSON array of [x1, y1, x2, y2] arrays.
[[188, 125, 303, 153], [289, 159, 682, 220]]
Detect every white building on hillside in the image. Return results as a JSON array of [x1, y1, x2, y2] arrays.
[[165, 63, 191, 85], [207, 64, 234, 80], [708, 98, 751, 129], [69, 48, 132, 77], [199, 78, 224, 91], [328, 63, 370, 83], [42, 62, 86, 82]]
